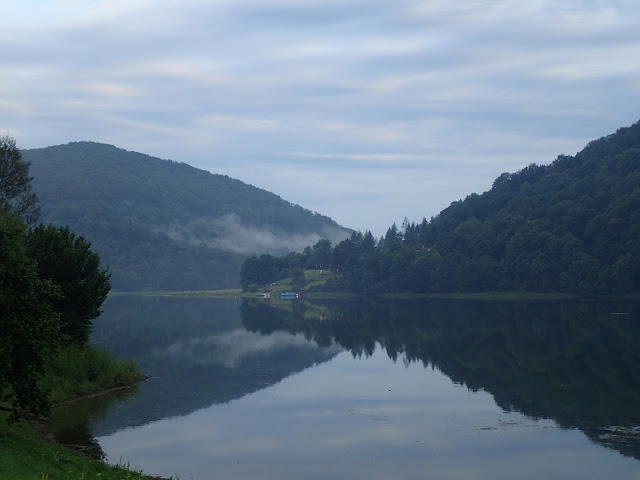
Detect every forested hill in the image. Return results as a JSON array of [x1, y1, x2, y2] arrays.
[[409, 119, 640, 294], [392, 119, 640, 295], [376, 119, 640, 294], [23, 142, 349, 291], [244, 119, 640, 295]]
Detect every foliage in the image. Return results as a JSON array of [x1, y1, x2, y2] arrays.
[[239, 238, 336, 291], [40, 344, 141, 405], [289, 266, 307, 290], [0, 135, 40, 224], [26, 225, 111, 344], [242, 119, 640, 295], [24, 142, 349, 291], [1, 137, 119, 424], [0, 210, 61, 421], [240, 253, 286, 291]]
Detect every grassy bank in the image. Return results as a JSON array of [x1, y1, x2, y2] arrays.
[[0, 345, 168, 480], [41, 344, 143, 405], [0, 410, 164, 480]]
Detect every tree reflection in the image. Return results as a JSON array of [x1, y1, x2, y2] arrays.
[[241, 297, 640, 459], [47, 386, 140, 458]]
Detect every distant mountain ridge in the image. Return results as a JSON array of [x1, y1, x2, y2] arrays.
[[23, 142, 350, 291]]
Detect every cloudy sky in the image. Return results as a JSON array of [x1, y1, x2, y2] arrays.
[[2, 1, 639, 235]]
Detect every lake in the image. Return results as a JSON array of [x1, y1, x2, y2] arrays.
[[49, 295, 640, 479]]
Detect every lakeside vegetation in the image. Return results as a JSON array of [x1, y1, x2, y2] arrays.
[[42, 345, 141, 406], [0, 409, 165, 480], [1, 136, 157, 479]]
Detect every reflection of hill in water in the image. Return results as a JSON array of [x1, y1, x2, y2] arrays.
[[241, 297, 640, 460], [88, 296, 341, 437]]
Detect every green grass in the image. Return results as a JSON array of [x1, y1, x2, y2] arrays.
[[41, 345, 143, 405], [110, 288, 243, 298], [0, 411, 168, 480], [1, 344, 164, 479], [0, 345, 168, 479], [157, 288, 243, 298]]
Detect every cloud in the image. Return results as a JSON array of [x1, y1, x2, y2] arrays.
[[281, 152, 422, 165], [200, 114, 279, 132], [3, 1, 640, 236], [83, 82, 141, 98]]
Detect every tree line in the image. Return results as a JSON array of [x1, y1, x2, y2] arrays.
[[241, 120, 640, 295], [1, 136, 111, 421]]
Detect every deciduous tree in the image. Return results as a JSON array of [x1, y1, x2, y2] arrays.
[[0, 135, 40, 224], [26, 225, 111, 344], [0, 210, 60, 421]]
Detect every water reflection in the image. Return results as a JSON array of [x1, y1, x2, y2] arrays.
[[48, 385, 140, 458], [50, 295, 640, 479], [241, 297, 640, 459], [87, 296, 342, 436]]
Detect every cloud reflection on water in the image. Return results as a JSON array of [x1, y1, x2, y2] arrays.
[[98, 347, 640, 480], [155, 328, 342, 368]]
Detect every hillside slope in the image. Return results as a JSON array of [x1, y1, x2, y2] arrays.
[[410, 119, 640, 294], [24, 142, 349, 291], [248, 119, 640, 295]]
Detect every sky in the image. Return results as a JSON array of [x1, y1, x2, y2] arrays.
[[2, 0, 639, 236]]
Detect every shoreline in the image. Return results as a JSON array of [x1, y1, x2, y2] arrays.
[[51, 374, 151, 408], [1, 374, 170, 480], [46, 375, 173, 479], [109, 287, 640, 301]]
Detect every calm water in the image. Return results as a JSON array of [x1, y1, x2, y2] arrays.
[[50, 296, 640, 479]]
